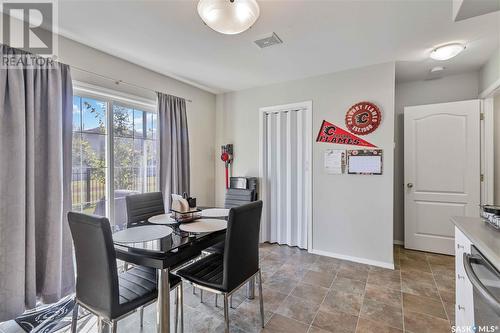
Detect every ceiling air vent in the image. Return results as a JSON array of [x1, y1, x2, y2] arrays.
[[254, 33, 283, 48]]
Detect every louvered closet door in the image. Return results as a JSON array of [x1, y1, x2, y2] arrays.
[[262, 109, 309, 249]]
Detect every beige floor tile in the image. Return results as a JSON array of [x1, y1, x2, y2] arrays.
[[443, 302, 455, 326], [260, 287, 289, 312], [404, 309, 451, 333], [400, 258, 432, 273], [426, 253, 454, 266], [399, 249, 428, 262], [402, 293, 447, 320], [309, 261, 339, 274], [262, 314, 309, 333], [364, 284, 402, 307], [311, 309, 358, 333], [337, 263, 370, 283], [359, 298, 403, 330], [438, 290, 455, 303], [302, 270, 335, 288], [274, 263, 309, 280], [401, 270, 436, 285], [429, 264, 455, 278], [331, 277, 366, 296], [309, 326, 334, 333], [275, 295, 320, 325], [355, 317, 403, 333], [366, 267, 401, 290], [401, 275, 440, 300], [320, 289, 363, 316], [266, 275, 299, 295], [228, 300, 272, 333], [290, 282, 329, 304], [433, 274, 455, 294]]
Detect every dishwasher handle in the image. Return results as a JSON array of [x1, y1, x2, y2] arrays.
[[463, 253, 500, 315]]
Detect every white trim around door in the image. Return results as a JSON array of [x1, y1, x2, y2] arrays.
[[259, 100, 313, 251]]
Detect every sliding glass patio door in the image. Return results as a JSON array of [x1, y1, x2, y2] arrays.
[[71, 92, 158, 228]]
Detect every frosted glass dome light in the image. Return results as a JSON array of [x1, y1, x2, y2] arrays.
[[430, 43, 466, 61], [197, 0, 260, 35]]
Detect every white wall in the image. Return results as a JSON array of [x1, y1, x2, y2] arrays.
[[394, 71, 479, 242], [480, 48, 500, 96], [58, 36, 217, 206], [216, 62, 396, 268]]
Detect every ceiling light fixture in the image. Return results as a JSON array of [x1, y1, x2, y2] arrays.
[[197, 0, 260, 35], [430, 66, 445, 73], [430, 43, 466, 61]]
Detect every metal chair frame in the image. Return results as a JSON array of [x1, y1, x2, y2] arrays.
[[182, 269, 264, 333], [70, 280, 184, 333]]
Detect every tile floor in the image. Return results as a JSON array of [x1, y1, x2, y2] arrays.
[[65, 243, 455, 333]]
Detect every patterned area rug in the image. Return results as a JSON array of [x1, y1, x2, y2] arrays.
[[13, 296, 90, 333]]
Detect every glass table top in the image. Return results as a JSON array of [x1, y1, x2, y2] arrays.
[[112, 215, 226, 255]]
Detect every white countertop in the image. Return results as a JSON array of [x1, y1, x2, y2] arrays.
[[451, 216, 500, 271]]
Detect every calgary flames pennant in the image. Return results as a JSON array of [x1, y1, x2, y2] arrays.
[[316, 120, 377, 147]]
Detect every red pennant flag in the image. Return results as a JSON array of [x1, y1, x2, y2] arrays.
[[316, 120, 377, 147]]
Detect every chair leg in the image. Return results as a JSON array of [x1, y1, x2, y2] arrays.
[[230, 295, 233, 309], [192, 287, 195, 295], [215, 294, 218, 307], [175, 286, 179, 333], [200, 289, 204, 303], [71, 302, 78, 333], [180, 283, 184, 333], [139, 306, 144, 328], [97, 317, 103, 333], [223, 294, 230, 333], [110, 320, 117, 333], [258, 270, 265, 328]]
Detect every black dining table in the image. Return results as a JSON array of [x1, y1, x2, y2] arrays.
[[112, 214, 227, 333]]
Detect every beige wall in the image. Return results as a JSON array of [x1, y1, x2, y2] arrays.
[[216, 62, 396, 267], [394, 72, 479, 243], [58, 36, 217, 206]]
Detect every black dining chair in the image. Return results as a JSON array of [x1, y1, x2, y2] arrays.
[[68, 212, 183, 333], [204, 188, 255, 255], [224, 188, 255, 209], [125, 191, 165, 227], [177, 201, 264, 333]]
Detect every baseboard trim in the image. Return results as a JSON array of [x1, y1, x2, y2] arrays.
[[309, 248, 394, 269], [393, 240, 404, 246]]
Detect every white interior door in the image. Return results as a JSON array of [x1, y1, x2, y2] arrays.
[[259, 101, 312, 249], [404, 100, 481, 255]]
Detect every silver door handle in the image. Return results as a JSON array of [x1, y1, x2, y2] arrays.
[[407, 183, 413, 188]]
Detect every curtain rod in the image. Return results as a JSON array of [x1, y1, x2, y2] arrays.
[[70, 65, 193, 103]]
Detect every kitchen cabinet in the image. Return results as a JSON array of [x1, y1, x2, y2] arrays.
[[455, 226, 474, 327]]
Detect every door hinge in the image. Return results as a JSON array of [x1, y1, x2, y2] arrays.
[[480, 174, 484, 182], [480, 113, 485, 121]]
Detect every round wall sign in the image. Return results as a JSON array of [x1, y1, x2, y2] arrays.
[[345, 101, 382, 135]]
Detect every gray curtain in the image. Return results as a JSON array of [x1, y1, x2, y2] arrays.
[[157, 93, 190, 209], [0, 45, 74, 321]]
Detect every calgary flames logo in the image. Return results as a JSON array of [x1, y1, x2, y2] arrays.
[[345, 102, 381, 135]]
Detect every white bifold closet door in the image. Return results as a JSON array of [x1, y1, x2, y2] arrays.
[[261, 108, 309, 249]]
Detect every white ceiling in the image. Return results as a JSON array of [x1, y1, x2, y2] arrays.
[[58, 0, 500, 93]]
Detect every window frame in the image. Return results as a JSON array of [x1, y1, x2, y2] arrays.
[[73, 81, 158, 225]]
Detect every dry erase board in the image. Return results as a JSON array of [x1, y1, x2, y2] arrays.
[[347, 149, 383, 175]]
